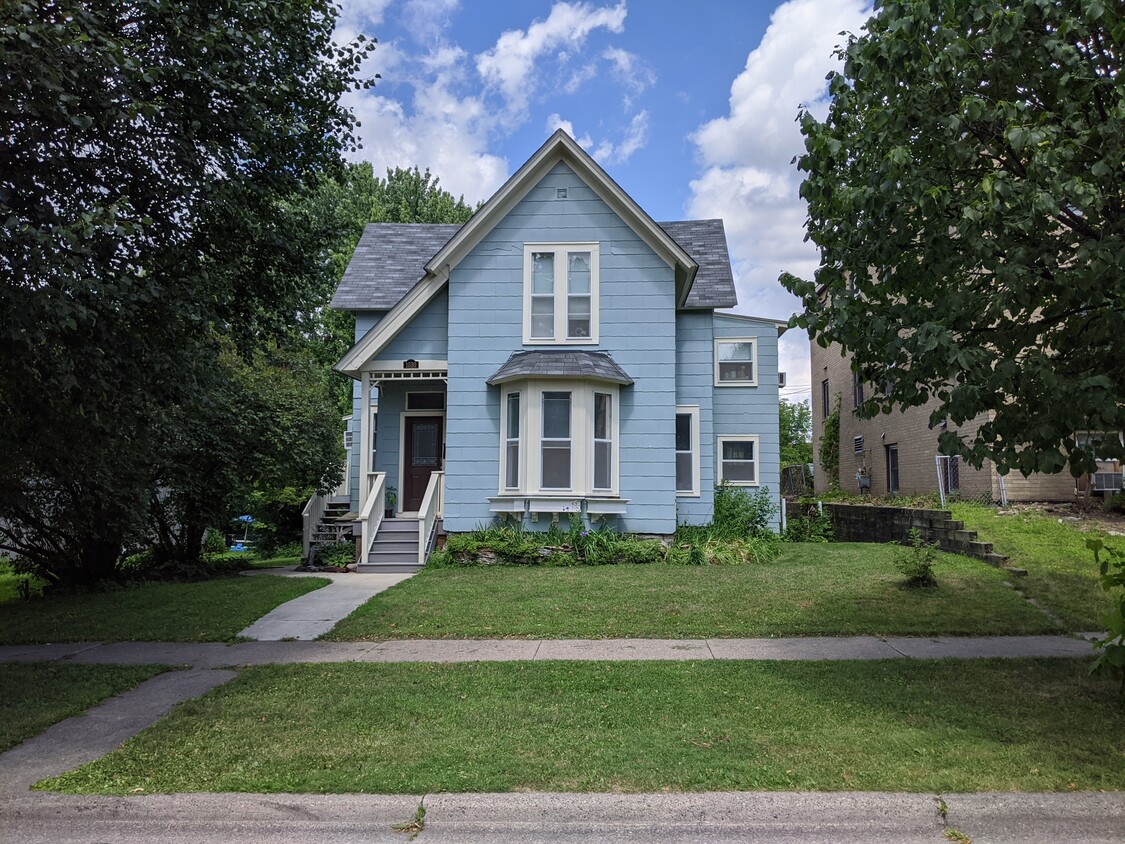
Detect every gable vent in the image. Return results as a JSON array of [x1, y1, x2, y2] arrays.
[[854, 436, 864, 454], [556, 187, 568, 199], [778, 371, 786, 388]]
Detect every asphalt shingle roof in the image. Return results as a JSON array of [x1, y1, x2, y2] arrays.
[[487, 350, 634, 386], [330, 219, 736, 311]]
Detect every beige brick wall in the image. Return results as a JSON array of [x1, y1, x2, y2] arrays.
[[809, 340, 1074, 501]]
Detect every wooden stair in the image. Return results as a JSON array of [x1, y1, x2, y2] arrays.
[[359, 518, 423, 573]]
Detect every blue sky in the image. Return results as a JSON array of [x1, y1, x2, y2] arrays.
[[334, 0, 875, 402]]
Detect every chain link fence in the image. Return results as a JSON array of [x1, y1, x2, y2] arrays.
[[935, 455, 1006, 507]]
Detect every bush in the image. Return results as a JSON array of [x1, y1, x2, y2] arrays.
[[713, 483, 776, 538], [1105, 492, 1125, 515], [783, 503, 834, 542], [895, 528, 938, 588], [312, 541, 355, 568], [670, 524, 780, 565], [431, 521, 667, 568], [1087, 538, 1125, 697]]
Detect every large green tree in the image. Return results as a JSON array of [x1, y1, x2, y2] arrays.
[[0, 0, 373, 584], [779, 399, 813, 468], [783, 0, 1124, 478]]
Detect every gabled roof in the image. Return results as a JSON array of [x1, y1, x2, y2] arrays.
[[331, 218, 737, 312], [487, 350, 634, 386], [331, 224, 461, 310]]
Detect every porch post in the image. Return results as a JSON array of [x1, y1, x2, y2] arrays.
[[358, 370, 372, 511]]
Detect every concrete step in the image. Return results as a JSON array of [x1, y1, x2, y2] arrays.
[[358, 561, 424, 573], [369, 539, 418, 555]]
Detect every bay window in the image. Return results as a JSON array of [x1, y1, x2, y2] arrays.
[[497, 380, 619, 496]]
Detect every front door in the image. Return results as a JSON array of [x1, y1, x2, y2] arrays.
[[403, 416, 443, 512]]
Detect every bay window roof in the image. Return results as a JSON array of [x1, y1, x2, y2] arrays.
[[486, 350, 633, 386]]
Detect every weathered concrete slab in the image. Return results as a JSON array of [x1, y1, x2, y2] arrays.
[[219, 641, 381, 666], [534, 638, 712, 661], [0, 668, 236, 794], [238, 573, 413, 641], [0, 642, 101, 663], [884, 635, 1092, 659], [365, 639, 541, 663], [63, 642, 232, 666], [708, 636, 902, 661]]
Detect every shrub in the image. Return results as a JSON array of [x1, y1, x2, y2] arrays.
[[432, 522, 667, 568], [819, 397, 841, 490], [313, 541, 355, 568], [783, 504, 834, 543], [713, 483, 776, 538], [895, 528, 938, 588], [669, 524, 780, 565], [1105, 492, 1125, 515], [1087, 537, 1125, 697]]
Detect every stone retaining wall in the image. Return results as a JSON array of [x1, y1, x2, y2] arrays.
[[785, 501, 1007, 566]]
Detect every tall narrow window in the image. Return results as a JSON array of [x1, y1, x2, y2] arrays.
[[593, 392, 612, 490], [853, 372, 864, 407], [821, 379, 830, 418], [567, 252, 592, 338], [886, 444, 900, 493], [675, 408, 700, 495], [541, 391, 571, 489], [505, 393, 520, 489], [529, 251, 555, 339]]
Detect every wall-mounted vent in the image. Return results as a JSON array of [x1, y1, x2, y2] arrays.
[[854, 435, 864, 454], [343, 430, 353, 449], [778, 371, 787, 388], [556, 187, 568, 199]]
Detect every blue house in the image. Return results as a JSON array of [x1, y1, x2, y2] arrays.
[[311, 131, 782, 569]]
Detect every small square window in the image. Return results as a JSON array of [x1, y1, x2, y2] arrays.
[[718, 436, 759, 486], [714, 338, 758, 386]]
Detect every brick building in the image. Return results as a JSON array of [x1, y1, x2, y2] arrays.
[[810, 341, 1080, 501]]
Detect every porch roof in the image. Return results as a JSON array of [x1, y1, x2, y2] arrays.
[[486, 350, 634, 386]]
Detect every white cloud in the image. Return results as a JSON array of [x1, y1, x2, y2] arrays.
[[688, 0, 872, 404], [400, 0, 460, 43], [602, 46, 655, 92], [545, 113, 593, 149], [591, 110, 649, 164], [476, 2, 627, 124]]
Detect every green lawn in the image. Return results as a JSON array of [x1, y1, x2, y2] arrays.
[[952, 503, 1117, 629], [38, 659, 1124, 794], [0, 575, 329, 644], [1, 662, 169, 752], [326, 543, 1055, 640]]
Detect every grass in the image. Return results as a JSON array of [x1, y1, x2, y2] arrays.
[[0, 575, 329, 644], [325, 543, 1054, 640], [951, 502, 1117, 629], [37, 659, 1124, 794], [1, 662, 169, 752]]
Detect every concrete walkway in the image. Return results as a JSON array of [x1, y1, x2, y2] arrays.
[[0, 633, 1098, 669], [237, 569, 413, 640]]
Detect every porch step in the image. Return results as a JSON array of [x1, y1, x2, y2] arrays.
[[360, 517, 423, 572]]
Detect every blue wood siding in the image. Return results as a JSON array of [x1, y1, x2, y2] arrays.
[[378, 288, 449, 361], [348, 312, 382, 509], [711, 313, 782, 530], [444, 161, 679, 533], [674, 310, 715, 525]]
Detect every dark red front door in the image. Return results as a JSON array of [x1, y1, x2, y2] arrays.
[[403, 416, 443, 512]]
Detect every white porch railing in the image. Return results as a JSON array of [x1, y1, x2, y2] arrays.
[[418, 471, 445, 566], [358, 472, 387, 562], [301, 491, 329, 563]]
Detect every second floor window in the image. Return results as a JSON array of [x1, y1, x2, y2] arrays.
[[524, 243, 600, 344]]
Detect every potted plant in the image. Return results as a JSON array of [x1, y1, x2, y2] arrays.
[[384, 485, 397, 519]]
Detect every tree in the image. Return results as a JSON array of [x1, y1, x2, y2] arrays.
[[779, 399, 813, 468], [783, 0, 1124, 479], [372, 165, 476, 225], [0, 1, 373, 584]]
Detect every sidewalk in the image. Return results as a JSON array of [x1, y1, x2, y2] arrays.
[[0, 633, 1098, 669]]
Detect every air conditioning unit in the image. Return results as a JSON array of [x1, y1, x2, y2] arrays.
[[1093, 471, 1124, 493], [778, 371, 787, 388]]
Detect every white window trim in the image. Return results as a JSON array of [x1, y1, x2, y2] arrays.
[[522, 243, 600, 345], [675, 405, 701, 497], [717, 435, 760, 487], [503, 391, 521, 491], [592, 391, 614, 493], [714, 337, 758, 386], [497, 378, 620, 497]]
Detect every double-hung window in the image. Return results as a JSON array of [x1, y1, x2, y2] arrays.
[[541, 391, 572, 489], [504, 393, 520, 489], [593, 392, 613, 491], [714, 338, 757, 385], [524, 244, 600, 344], [675, 406, 700, 496], [717, 436, 759, 485]]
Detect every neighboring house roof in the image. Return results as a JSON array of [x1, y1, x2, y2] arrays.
[[330, 219, 736, 311], [487, 350, 634, 386]]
